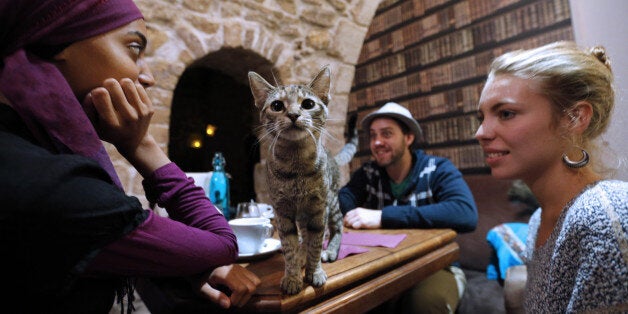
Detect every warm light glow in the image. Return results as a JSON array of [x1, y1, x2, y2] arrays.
[[206, 124, 217, 137], [191, 139, 202, 148], [188, 133, 203, 149]]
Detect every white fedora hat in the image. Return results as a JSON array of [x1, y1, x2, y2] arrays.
[[361, 102, 423, 146]]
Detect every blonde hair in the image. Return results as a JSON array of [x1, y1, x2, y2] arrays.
[[488, 41, 619, 174]]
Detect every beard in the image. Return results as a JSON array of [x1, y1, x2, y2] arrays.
[[374, 144, 407, 168]]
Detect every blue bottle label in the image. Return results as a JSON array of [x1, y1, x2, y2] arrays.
[[210, 172, 230, 219]]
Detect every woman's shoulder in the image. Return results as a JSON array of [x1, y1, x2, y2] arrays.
[[0, 130, 100, 170], [0, 130, 114, 201], [595, 180, 628, 199], [576, 180, 628, 214], [563, 180, 628, 242], [1, 129, 48, 157]]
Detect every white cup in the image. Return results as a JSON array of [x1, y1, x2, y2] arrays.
[[229, 217, 274, 255]]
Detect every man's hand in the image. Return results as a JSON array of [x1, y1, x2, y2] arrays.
[[343, 207, 382, 229], [194, 264, 261, 309]]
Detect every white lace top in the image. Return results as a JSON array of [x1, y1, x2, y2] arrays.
[[524, 180, 628, 313]]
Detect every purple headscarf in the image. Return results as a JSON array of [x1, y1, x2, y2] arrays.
[[0, 0, 144, 189]]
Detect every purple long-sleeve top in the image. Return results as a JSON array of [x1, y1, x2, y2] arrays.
[[1, 105, 237, 285], [86, 163, 238, 276]]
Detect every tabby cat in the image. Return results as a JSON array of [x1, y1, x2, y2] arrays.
[[248, 66, 358, 295]]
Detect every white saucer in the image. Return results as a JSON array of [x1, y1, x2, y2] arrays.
[[237, 238, 282, 261]]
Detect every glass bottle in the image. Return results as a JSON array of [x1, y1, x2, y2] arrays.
[[209, 152, 230, 219]]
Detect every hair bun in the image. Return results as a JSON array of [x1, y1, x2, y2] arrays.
[[590, 46, 612, 71]]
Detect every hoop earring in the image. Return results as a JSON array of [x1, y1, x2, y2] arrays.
[[562, 149, 589, 168]]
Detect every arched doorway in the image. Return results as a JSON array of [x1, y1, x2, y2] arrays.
[[168, 48, 273, 205]]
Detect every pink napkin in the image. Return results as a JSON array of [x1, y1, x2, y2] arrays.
[[336, 244, 369, 260], [324, 232, 407, 260], [341, 232, 407, 248]]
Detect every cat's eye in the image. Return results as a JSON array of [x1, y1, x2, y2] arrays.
[[301, 99, 315, 110], [270, 100, 284, 112]]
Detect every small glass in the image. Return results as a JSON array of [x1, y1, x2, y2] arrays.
[[236, 200, 261, 219]]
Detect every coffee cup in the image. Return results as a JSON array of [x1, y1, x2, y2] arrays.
[[228, 217, 274, 255]]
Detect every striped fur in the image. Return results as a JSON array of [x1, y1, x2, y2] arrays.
[[248, 66, 356, 295]]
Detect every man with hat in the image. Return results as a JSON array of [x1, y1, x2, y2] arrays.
[[339, 102, 478, 313]]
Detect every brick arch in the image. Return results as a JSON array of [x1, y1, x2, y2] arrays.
[[115, 0, 383, 205]]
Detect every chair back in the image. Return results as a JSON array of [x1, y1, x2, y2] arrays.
[[185, 172, 213, 195]]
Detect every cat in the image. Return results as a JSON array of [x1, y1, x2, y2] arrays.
[[248, 65, 358, 295]]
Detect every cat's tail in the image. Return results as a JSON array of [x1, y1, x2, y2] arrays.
[[334, 113, 358, 166]]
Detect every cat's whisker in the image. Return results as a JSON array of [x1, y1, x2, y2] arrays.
[[266, 136, 274, 156], [315, 126, 342, 145], [256, 129, 275, 145], [272, 136, 281, 159], [306, 129, 317, 147], [253, 124, 267, 133], [260, 123, 282, 139], [270, 131, 281, 160]]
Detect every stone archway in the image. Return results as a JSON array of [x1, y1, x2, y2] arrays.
[[109, 0, 383, 206]]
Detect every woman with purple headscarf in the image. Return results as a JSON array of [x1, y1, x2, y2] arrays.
[[0, 1, 259, 312]]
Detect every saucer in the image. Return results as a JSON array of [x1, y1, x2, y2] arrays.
[[237, 238, 282, 262]]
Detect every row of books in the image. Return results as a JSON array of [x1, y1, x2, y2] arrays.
[[405, 83, 483, 119], [422, 113, 480, 145], [349, 26, 573, 111], [424, 144, 487, 170], [355, 21, 572, 89], [349, 143, 487, 172], [365, 0, 564, 43], [348, 0, 573, 172], [360, 0, 570, 64], [367, 0, 450, 39], [351, 81, 481, 121], [367, 0, 475, 39], [353, 108, 479, 147], [352, 104, 479, 147]]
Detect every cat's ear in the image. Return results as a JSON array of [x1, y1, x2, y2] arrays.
[[308, 65, 331, 105], [248, 71, 275, 109]]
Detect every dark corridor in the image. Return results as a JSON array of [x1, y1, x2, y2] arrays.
[[168, 66, 259, 205]]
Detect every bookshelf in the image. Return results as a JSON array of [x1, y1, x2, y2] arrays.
[[348, 0, 573, 174]]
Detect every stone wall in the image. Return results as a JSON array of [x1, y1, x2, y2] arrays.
[[110, 0, 382, 206]]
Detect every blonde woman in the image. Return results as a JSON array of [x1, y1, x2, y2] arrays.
[[476, 41, 627, 313]]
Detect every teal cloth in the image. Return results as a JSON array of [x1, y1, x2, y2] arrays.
[[486, 222, 528, 280]]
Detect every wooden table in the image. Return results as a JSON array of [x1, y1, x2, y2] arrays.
[[138, 228, 459, 314]]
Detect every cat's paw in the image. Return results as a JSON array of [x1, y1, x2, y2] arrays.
[[280, 275, 303, 295], [305, 268, 327, 287], [320, 249, 338, 262]]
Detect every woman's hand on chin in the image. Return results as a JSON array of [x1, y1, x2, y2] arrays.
[[88, 77, 169, 175], [89, 77, 152, 152]]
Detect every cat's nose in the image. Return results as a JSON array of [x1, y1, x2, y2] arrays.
[[287, 113, 300, 123]]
